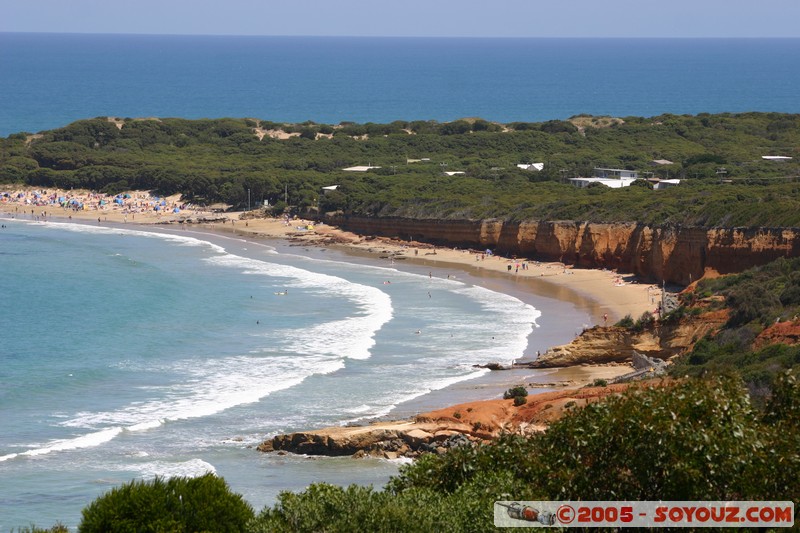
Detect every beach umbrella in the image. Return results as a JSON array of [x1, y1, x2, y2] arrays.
[[173, 207, 180, 213]]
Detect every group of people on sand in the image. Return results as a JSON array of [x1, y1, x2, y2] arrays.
[[0, 188, 199, 220]]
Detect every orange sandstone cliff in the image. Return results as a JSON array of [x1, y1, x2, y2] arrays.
[[530, 310, 728, 367], [327, 217, 800, 286]]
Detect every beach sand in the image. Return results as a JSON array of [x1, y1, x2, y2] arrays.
[[0, 188, 660, 325], [1, 187, 657, 411]]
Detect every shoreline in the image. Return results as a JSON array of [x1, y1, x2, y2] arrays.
[[0, 187, 658, 417], [0, 187, 661, 325]]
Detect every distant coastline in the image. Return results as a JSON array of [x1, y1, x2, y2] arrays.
[[2, 34, 799, 136]]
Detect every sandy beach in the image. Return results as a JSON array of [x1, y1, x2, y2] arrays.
[[0, 187, 660, 324], [1, 187, 656, 406]]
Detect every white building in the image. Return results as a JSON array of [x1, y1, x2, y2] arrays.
[[342, 165, 381, 172], [652, 179, 681, 190], [516, 163, 544, 171], [593, 167, 639, 179], [569, 177, 638, 189]]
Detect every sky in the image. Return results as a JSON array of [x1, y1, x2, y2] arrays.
[[2, 0, 800, 38]]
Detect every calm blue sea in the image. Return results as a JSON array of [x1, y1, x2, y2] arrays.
[[1, 34, 800, 136], [0, 216, 593, 529], [1, 34, 794, 529]]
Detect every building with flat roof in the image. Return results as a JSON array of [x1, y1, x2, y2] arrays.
[[569, 177, 638, 189], [652, 179, 681, 190], [342, 165, 381, 172], [593, 168, 639, 179]]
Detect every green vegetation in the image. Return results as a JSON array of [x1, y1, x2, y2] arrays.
[[670, 257, 800, 393], [78, 474, 254, 532], [7, 115, 800, 529], [2, 113, 800, 225], [503, 385, 528, 406], [36, 368, 794, 532], [250, 374, 799, 532]]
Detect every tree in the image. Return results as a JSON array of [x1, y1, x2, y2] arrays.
[[79, 474, 254, 533]]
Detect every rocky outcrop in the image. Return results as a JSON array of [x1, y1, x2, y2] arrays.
[[257, 418, 486, 459], [753, 319, 800, 350], [325, 216, 800, 286], [257, 382, 671, 458], [529, 311, 727, 368]]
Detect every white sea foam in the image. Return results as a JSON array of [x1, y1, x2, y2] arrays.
[[343, 368, 491, 424], [63, 355, 345, 431], [44, 220, 227, 254], [207, 252, 393, 360], [130, 459, 217, 479], [2, 354, 343, 463], [0, 427, 123, 462], [4, 225, 394, 463]]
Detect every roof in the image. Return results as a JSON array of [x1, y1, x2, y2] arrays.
[[322, 185, 339, 190], [651, 159, 674, 165], [517, 163, 544, 171], [569, 177, 638, 189], [342, 165, 381, 172], [444, 171, 465, 176], [762, 155, 792, 161]]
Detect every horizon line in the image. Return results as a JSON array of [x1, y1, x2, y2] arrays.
[[2, 31, 799, 40]]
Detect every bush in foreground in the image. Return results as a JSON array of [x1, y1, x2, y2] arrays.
[[79, 473, 253, 533], [503, 385, 528, 406], [251, 373, 800, 532]]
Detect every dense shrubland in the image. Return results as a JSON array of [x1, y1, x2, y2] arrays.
[[23, 372, 796, 532], [669, 257, 800, 395], [9, 116, 800, 530], [2, 113, 800, 225], [248, 293, 800, 533]]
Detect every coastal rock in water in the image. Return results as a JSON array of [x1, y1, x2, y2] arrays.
[[474, 362, 509, 370], [260, 423, 470, 458], [257, 383, 656, 459]]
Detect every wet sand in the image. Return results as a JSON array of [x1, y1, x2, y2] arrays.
[[1, 188, 652, 412]]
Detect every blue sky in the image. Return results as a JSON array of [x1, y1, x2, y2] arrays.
[[2, 0, 799, 38]]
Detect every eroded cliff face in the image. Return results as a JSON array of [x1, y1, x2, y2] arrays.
[[530, 311, 727, 368], [326, 216, 800, 285]]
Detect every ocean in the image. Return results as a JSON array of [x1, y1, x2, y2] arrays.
[[1, 34, 796, 528], [0, 217, 594, 528], [1, 34, 800, 137]]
